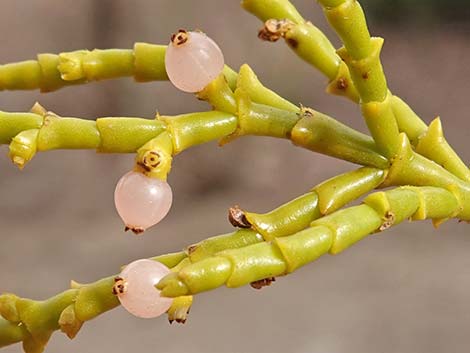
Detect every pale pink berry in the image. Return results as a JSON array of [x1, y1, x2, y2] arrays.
[[114, 171, 173, 234], [116, 259, 173, 318], [165, 30, 225, 93]]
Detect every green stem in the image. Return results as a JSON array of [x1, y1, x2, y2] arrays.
[[241, 0, 304, 24], [319, 0, 400, 158], [0, 111, 43, 144], [283, 21, 341, 81], [244, 0, 469, 179], [1, 109, 238, 169], [0, 251, 187, 351], [290, 107, 389, 168], [157, 185, 462, 297], [1, 142, 467, 352], [390, 95, 427, 145], [319, 0, 372, 60], [5, 36, 466, 181], [236, 64, 298, 112], [414, 117, 470, 183], [0, 165, 387, 351], [161, 111, 238, 154], [0, 43, 235, 92], [1, 100, 387, 170], [360, 90, 400, 158], [232, 89, 300, 139], [3, 27, 467, 187], [134, 132, 174, 180], [244, 167, 386, 240], [382, 134, 470, 221]]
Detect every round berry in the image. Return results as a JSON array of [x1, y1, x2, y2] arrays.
[[114, 171, 173, 234], [116, 259, 173, 318], [165, 30, 224, 93]]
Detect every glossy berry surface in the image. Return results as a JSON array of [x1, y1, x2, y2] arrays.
[[117, 259, 173, 318], [165, 30, 224, 93], [114, 171, 173, 234]]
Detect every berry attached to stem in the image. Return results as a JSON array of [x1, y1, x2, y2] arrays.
[[165, 29, 225, 93], [114, 171, 173, 234], [115, 259, 173, 318]]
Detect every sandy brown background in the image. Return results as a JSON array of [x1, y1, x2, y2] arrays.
[[1, 1, 470, 353]]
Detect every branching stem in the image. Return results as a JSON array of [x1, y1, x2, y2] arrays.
[[0, 1, 469, 352]]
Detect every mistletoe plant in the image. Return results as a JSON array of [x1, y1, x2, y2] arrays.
[[1, 0, 469, 352]]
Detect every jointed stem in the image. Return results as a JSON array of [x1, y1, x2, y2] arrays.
[[1, 1, 470, 352], [0, 166, 385, 349], [0, 4, 466, 178], [0, 44, 237, 93], [0, 253, 185, 352], [0, 63, 389, 170], [157, 185, 463, 297], [2, 151, 469, 351], [246, 0, 470, 180]]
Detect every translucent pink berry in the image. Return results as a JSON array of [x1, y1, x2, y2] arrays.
[[116, 259, 173, 318], [165, 30, 225, 93], [114, 171, 173, 234]]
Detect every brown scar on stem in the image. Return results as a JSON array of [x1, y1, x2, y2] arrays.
[[168, 306, 191, 325], [286, 38, 298, 49], [379, 211, 395, 231], [142, 151, 161, 169], [186, 244, 198, 255], [258, 19, 294, 42], [228, 205, 252, 228], [250, 277, 276, 290], [124, 226, 145, 235], [42, 113, 58, 127], [362, 72, 370, 79], [136, 161, 152, 172], [299, 105, 315, 118], [169, 318, 187, 325], [171, 29, 189, 46], [336, 77, 348, 90], [112, 277, 128, 295]]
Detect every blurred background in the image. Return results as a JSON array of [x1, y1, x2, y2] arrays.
[[364, 0, 470, 25], [1, 1, 470, 352]]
